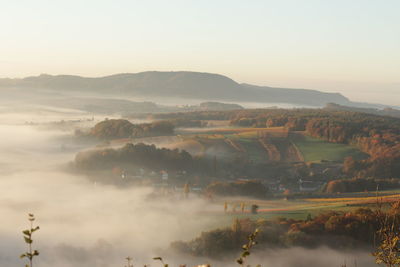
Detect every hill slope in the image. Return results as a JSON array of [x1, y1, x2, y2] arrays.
[[0, 71, 351, 107]]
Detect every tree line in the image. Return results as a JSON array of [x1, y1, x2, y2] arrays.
[[324, 177, 400, 194], [89, 119, 175, 139], [75, 143, 195, 172], [171, 206, 385, 258]]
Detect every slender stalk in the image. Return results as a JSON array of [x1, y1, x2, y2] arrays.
[[29, 219, 33, 267]]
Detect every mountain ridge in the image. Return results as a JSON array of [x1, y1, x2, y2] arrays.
[[0, 71, 377, 107]]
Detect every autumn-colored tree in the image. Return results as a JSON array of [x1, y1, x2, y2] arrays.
[[325, 180, 346, 193], [183, 183, 190, 199]]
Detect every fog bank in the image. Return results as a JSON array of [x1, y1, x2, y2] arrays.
[[0, 113, 378, 267]]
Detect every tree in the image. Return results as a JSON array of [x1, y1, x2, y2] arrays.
[[251, 204, 259, 214], [183, 183, 190, 199], [232, 218, 242, 242], [325, 180, 346, 194], [374, 201, 400, 266], [125, 257, 134, 267]]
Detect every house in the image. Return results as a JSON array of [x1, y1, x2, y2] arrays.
[[161, 170, 169, 180], [298, 178, 321, 192]]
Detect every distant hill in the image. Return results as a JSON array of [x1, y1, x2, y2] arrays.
[[0, 71, 352, 107]]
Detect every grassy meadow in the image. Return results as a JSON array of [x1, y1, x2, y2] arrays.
[[292, 135, 368, 162], [203, 189, 400, 229], [173, 126, 367, 164]]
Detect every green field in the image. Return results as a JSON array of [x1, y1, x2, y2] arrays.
[[205, 190, 400, 229], [292, 135, 368, 162], [173, 127, 369, 163], [236, 139, 268, 163], [204, 201, 364, 230]]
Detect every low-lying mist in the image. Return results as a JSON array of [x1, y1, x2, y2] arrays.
[[0, 117, 223, 267], [0, 170, 220, 267], [243, 247, 376, 267], [0, 112, 378, 267]]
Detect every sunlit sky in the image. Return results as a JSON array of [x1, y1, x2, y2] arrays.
[[1, 0, 399, 105]]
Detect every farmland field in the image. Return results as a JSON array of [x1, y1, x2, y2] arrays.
[[130, 127, 368, 163], [205, 190, 400, 227], [291, 135, 368, 162], [236, 139, 269, 163], [176, 126, 287, 136]]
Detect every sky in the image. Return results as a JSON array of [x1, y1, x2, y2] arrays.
[[1, 0, 399, 105]]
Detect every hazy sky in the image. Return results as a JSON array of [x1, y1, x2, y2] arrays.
[[1, 0, 399, 105]]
